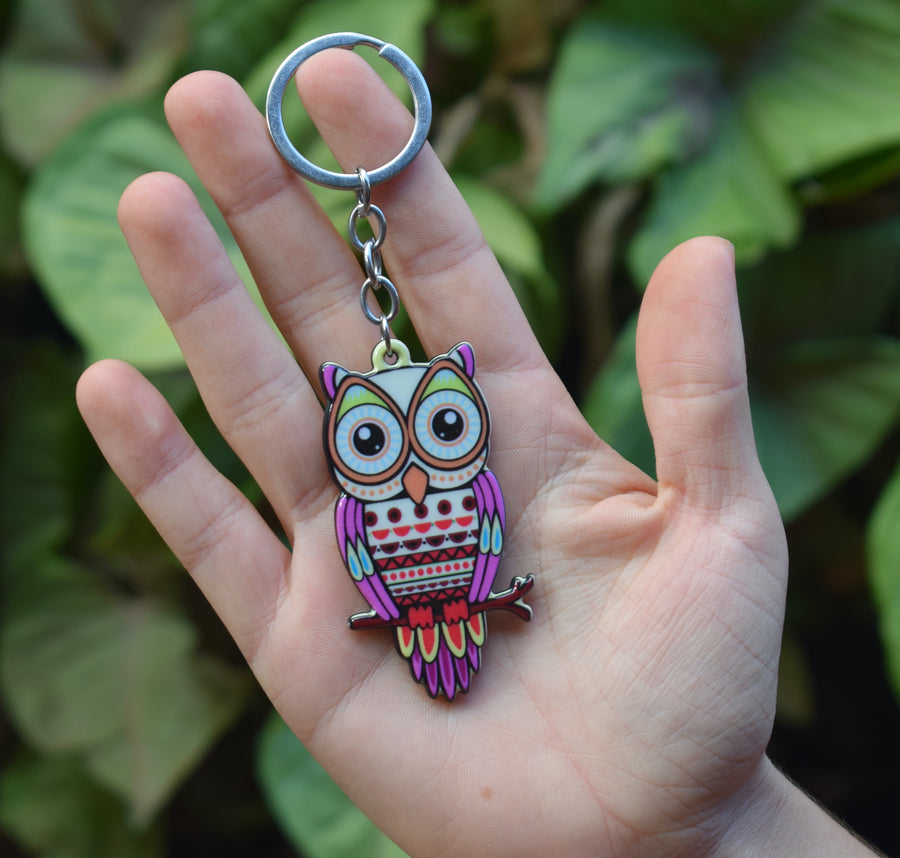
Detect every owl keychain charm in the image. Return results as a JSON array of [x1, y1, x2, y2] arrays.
[[267, 33, 533, 699]]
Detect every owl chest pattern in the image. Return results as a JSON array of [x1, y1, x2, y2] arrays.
[[363, 487, 479, 601]]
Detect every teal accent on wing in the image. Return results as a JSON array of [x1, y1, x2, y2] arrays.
[[479, 518, 491, 554], [357, 538, 375, 577], [491, 517, 503, 555], [347, 543, 364, 581]]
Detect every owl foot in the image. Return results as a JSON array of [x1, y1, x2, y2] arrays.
[[407, 604, 434, 629]]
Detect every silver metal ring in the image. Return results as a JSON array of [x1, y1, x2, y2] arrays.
[[348, 204, 387, 252], [362, 241, 383, 278], [360, 274, 400, 325], [266, 33, 432, 189], [355, 166, 372, 212], [379, 316, 394, 356]]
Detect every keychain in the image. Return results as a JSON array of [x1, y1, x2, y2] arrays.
[[266, 33, 533, 700]]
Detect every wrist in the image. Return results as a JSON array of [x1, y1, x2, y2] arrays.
[[706, 757, 881, 857]]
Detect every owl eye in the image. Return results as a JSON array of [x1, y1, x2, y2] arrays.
[[413, 390, 483, 463], [335, 404, 405, 476]]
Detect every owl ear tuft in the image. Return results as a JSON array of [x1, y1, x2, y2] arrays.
[[320, 363, 349, 401], [446, 343, 476, 378]]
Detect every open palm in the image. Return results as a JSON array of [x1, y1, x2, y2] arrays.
[[77, 50, 869, 857]]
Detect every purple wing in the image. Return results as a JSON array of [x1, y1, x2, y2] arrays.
[[469, 469, 505, 602], [335, 494, 400, 621]]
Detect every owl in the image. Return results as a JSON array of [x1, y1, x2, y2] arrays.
[[320, 341, 532, 700]]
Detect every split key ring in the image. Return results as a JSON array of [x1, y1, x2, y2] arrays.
[[265, 32, 433, 190]]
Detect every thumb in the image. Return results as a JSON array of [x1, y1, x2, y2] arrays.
[[635, 236, 767, 511]]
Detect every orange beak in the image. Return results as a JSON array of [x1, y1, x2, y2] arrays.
[[402, 463, 429, 505]]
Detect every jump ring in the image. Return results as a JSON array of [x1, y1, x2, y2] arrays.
[[348, 204, 387, 252], [355, 166, 372, 212], [363, 242, 383, 279], [379, 316, 393, 356], [266, 33, 432, 189], [360, 274, 399, 325]]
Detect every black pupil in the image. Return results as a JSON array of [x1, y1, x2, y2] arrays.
[[353, 423, 385, 457], [432, 408, 464, 442]]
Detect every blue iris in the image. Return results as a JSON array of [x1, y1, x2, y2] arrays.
[[336, 404, 404, 475], [414, 390, 482, 461]]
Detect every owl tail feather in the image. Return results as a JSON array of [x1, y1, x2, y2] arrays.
[[396, 614, 486, 700]]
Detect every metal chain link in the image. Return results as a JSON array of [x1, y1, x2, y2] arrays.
[[350, 167, 398, 355]]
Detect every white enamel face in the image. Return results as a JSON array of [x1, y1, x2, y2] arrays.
[[325, 357, 491, 502]]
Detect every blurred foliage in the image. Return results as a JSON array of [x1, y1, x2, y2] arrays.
[[1, 0, 900, 855], [256, 714, 406, 858]]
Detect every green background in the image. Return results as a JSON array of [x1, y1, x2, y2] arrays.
[[2, 0, 900, 854]]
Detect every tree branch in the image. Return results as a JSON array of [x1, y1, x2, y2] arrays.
[[349, 575, 535, 630]]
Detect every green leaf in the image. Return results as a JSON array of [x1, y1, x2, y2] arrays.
[[868, 458, 900, 705], [0, 0, 184, 166], [739, 217, 900, 348], [0, 341, 249, 830], [598, 0, 804, 49], [455, 175, 561, 353], [579, 316, 655, 477], [185, 0, 300, 80], [0, 147, 25, 276], [742, 0, 900, 181], [628, 103, 799, 286], [536, 18, 718, 209], [795, 144, 900, 205], [23, 101, 254, 370], [456, 177, 545, 280], [84, 607, 249, 823], [1, 566, 250, 824], [751, 337, 900, 520], [0, 754, 160, 858], [257, 712, 408, 858], [0, 346, 95, 567]]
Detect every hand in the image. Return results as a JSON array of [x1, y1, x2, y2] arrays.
[[76, 51, 876, 856]]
